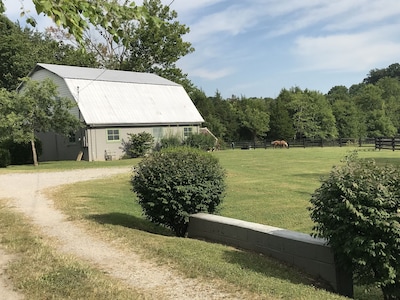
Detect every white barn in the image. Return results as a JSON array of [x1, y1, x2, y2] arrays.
[[28, 63, 204, 161]]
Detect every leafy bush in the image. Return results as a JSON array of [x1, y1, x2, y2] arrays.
[[131, 147, 226, 237], [309, 152, 400, 299], [157, 134, 182, 150], [121, 132, 154, 158], [0, 148, 11, 167], [183, 133, 216, 151], [1, 138, 42, 165]]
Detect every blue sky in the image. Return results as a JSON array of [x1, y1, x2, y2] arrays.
[[4, 0, 400, 98]]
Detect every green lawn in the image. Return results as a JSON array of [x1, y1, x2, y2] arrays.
[[1, 146, 394, 299], [0, 157, 138, 173], [48, 146, 390, 299]]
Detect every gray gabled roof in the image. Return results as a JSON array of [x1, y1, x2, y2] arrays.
[[31, 64, 204, 127]]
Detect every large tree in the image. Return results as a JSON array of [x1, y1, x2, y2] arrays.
[[282, 88, 337, 139], [377, 77, 400, 133], [0, 15, 98, 91], [231, 97, 270, 143], [121, 0, 194, 87], [2, 78, 80, 166], [331, 99, 365, 138], [46, 0, 193, 90], [268, 99, 295, 140], [352, 84, 396, 137]]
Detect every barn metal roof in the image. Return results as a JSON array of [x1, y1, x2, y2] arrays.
[[34, 64, 204, 126]]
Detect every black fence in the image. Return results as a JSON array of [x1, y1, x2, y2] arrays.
[[375, 137, 400, 151], [230, 138, 376, 150]]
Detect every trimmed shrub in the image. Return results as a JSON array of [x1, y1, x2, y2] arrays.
[[309, 152, 400, 299], [131, 147, 226, 237], [121, 132, 154, 158], [0, 148, 11, 167]]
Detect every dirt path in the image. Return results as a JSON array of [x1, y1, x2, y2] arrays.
[[0, 168, 250, 300]]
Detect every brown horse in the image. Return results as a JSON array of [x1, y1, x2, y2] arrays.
[[271, 140, 289, 148]]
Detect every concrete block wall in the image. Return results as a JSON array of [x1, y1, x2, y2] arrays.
[[187, 213, 353, 298]]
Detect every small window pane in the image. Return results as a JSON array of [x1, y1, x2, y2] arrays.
[[107, 129, 119, 141]]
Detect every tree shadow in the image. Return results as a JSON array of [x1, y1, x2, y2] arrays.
[[373, 157, 400, 167], [221, 248, 334, 292], [87, 212, 174, 236]]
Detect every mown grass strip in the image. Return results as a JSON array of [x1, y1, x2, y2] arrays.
[[0, 158, 139, 174]]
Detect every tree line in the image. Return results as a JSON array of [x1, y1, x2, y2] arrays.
[[2, 1, 400, 148], [191, 67, 400, 146]]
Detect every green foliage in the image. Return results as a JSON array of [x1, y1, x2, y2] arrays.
[[282, 87, 338, 139], [131, 147, 226, 237], [233, 97, 270, 142], [309, 152, 400, 299], [332, 99, 365, 138], [268, 98, 295, 140], [121, 132, 154, 158], [0, 148, 10, 167], [1, 138, 43, 165], [0, 15, 97, 91], [158, 134, 182, 149], [29, 0, 146, 45], [183, 133, 216, 151], [1, 77, 80, 165], [68, 0, 193, 88], [364, 63, 400, 85], [120, 0, 194, 86]]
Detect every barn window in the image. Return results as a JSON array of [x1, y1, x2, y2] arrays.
[[153, 127, 163, 142], [107, 129, 120, 141], [184, 127, 192, 138], [68, 132, 76, 143]]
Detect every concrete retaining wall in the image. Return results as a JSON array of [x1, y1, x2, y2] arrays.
[[187, 213, 353, 298]]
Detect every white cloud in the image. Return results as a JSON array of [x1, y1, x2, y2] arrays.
[[293, 25, 400, 72], [189, 67, 234, 80], [186, 5, 262, 43]]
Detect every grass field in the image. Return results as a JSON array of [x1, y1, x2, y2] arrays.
[[2, 146, 396, 299]]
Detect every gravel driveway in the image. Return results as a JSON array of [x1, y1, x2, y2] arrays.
[[0, 168, 248, 300]]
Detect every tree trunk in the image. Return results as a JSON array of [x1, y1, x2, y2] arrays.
[[31, 139, 38, 167]]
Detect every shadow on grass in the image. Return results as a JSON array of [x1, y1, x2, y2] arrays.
[[87, 212, 174, 236], [222, 249, 334, 292], [292, 172, 328, 180], [373, 157, 400, 166]]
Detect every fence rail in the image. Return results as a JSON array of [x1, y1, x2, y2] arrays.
[[231, 138, 376, 149], [375, 137, 400, 151]]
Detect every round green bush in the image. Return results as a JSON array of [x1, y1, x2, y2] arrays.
[[131, 147, 226, 237], [309, 152, 400, 299]]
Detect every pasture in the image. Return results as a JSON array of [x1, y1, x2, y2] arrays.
[[2, 146, 397, 299], [215, 146, 397, 233]]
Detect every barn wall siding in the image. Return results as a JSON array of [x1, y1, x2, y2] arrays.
[[87, 125, 200, 161]]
